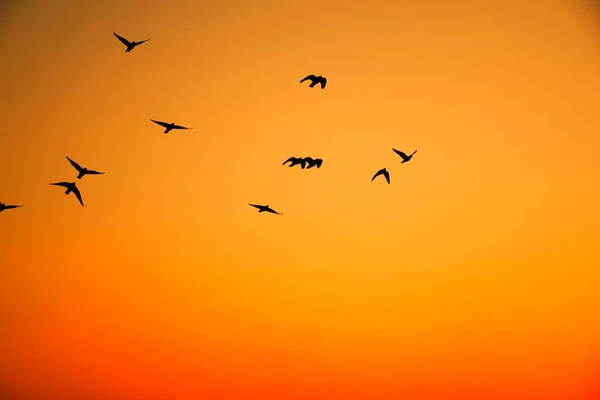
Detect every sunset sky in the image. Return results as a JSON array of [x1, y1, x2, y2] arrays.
[[1, 0, 600, 399]]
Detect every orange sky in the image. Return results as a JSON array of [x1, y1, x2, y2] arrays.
[[1, 0, 600, 399]]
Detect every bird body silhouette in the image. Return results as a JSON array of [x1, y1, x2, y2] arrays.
[[249, 203, 282, 215], [150, 119, 193, 134], [283, 157, 306, 168], [372, 168, 390, 184], [304, 157, 323, 169], [393, 148, 417, 163], [0, 202, 23, 212], [67, 156, 104, 179], [300, 74, 327, 89], [50, 182, 84, 207], [113, 32, 150, 52]]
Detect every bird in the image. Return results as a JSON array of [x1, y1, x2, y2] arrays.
[[371, 168, 390, 184], [304, 157, 323, 169], [66, 156, 104, 179], [392, 148, 417, 163], [0, 202, 23, 212], [50, 182, 84, 207], [283, 157, 306, 169], [113, 32, 151, 52], [300, 74, 327, 89], [248, 203, 282, 215], [150, 119, 193, 134]]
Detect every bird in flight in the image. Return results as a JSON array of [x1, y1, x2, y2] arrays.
[[66, 156, 104, 179], [50, 182, 84, 207], [393, 148, 417, 164], [248, 203, 282, 215], [371, 168, 390, 184], [283, 157, 306, 169], [0, 202, 23, 212], [113, 32, 151, 52], [304, 157, 323, 169], [150, 119, 193, 134], [300, 74, 327, 89]]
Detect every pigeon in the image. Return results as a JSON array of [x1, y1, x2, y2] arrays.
[[66, 156, 104, 179], [50, 182, 84, 207], [248, 203, 282, 215], [283, 157, 306, 169], [0, 202, 23, 212], [393, 148, 417, 164], [300, 74, 327, 89], [150, 119, 193, 134], [113, 32, 151, 52], [371, 168, 390, 184], [304, 157, 323, 169]]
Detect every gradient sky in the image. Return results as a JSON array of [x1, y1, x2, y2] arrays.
[[1, 0, 600, 399]]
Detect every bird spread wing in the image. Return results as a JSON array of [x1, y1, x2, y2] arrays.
[[315, 159, 323, 168], [66, 156, 83, 172], [150, 119, 170, 128], [265, 208, 281, 215], [50, 182, 71, 188], [4, 204, 23, 209], [172, 124, 191, 130], [249, 203, 263, 209], [393, 148, 408, 159], [113, 32, 132, 47], [320, 77, 327, 88], [72, 186, 84, 207], [300, 74, 317, 83], [372, 170, 385, 181], [283, 157, 296, 165], [136, 38, 151, 45], [86, 170, 104, 175], [383, 170, 390, 184]]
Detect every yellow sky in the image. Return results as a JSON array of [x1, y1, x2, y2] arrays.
[[1, 0, 600, 399]]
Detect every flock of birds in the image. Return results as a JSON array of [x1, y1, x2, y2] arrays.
[[0, 32, 417, 216]]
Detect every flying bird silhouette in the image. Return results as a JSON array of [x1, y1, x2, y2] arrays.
[[150, 119, 193, 134], [300, 74, 327, 89], [50, 182, 84, 207], [304, 157, 323, 169], [283, 157, 306, 168], [248, 203, 282, 215], [113, 32, 151, 52], [0, 202, 23, 212], [393, 148, 417, 163], [66, 156, 104, 179], [371, 168, 390, 184]]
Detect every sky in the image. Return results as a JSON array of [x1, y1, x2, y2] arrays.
[[1, 0, 600, 399]]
